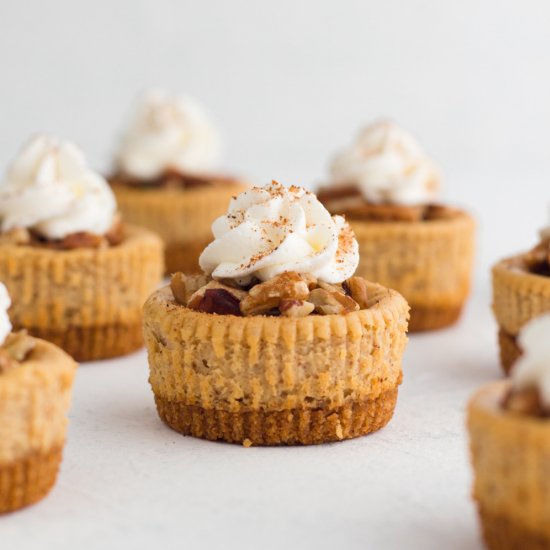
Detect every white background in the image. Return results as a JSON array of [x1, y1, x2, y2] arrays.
[[1, 1, 549, 549]]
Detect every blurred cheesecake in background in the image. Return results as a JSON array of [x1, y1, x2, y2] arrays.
[[468, 314, 550, 550], [0, 282, 77, 513], [0, 135, 163, 361], [492, 213, 550, 373], [318, 120, 475, 332], [109, 89, 248, 274]]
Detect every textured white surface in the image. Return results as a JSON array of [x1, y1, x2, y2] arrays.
[[2, 283, 497, 550], [1, 1, 549, 547]]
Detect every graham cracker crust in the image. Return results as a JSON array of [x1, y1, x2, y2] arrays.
[[154, 388, 398, 446], [164, 241, 209, 275], [0, 446, 62, 513], [23, 321, 144, 362], [498, 329, 521, 375], [479, 509, 550, 550], [408, 304, 463, 332]]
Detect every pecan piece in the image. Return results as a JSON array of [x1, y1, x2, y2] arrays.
[[308, 288, 359, 315], [343, 277, 369, 309], [279, 299, 315, 318], [195, 289, 243, 316], [318, 281, 346, 294], [3, 331, 36, 362], [0, 227, 31, 246], [187, 281, 247, 315], [170, 272, 210, 305], [524, 240, 550, 276], [240, 272, 310, 316], [0, 331, 36, 373], [300, 273, 319, 290], [503, 387, 548, 417], [0, 349, 16, 374], [61, 232, 105, 249], [105, 215, 125, 246]]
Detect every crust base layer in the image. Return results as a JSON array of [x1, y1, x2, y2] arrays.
[[408, 304, 463, 332], [154, 388, 398, 446], [20, 321, 144, 362], [0, 446, 62, 514], [480, 509, 550, 550]]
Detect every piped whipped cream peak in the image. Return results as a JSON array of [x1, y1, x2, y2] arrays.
[[199, 181, 359, 284], [116, 89, 221, 180], [0, 283, 12, 346], [511, 313, 550, 407], [329, 120, 441, 206], [0, 135, 117, 240]]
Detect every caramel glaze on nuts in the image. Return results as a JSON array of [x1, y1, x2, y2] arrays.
[[170, 271, 373, 318]]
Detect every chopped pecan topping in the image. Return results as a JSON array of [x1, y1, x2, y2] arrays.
[[111, 169, 238, 190], [240, 272, 310, 316], [309, 288, 359, 315], [0, 216, 124, 250], [0, 227, 31, 246], [171, 272, 210, 305], [503, 386, 549, 417], [0, 331, 36, 374], [524, 240, 550, 277], [343, 277, 369, 309], [301, 273, 319, 290], [104, 216, 125, 246], [3, 331, 36, 361], [195, 289, 243, 316], [187, 281, 247, 313], [279, 299, 315, 317], [318, 186, 458, 223], [170, 271, 371, 317], [56, 232, 105, 249]]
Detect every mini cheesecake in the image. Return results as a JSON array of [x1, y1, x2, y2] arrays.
[[469, 313, 550, 549], [319, 120, 475, 332], [493, 240, 550, 374], [0, 314, 76, 513], [143, 182, 410, 445], [145, 274, 409, 445], [0, 224, 163, 361], [110, 90, 247, 274], [0, 135, 164, 361]]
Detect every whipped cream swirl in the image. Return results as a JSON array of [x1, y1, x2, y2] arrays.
[[0, 135, 117, 240], [116, 90, 221, 180], [199, 182, 359, 284], [329, 120, 441, 205], [0, 283, 12, 346], [512, 313, 550, 407]]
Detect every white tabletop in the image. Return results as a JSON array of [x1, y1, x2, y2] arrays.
[[2, 282, 499, 550]]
